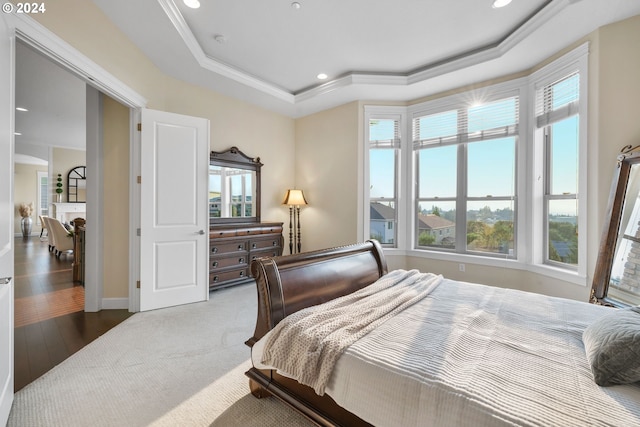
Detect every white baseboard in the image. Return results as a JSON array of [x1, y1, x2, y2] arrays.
[[101, 298, 129, 310]]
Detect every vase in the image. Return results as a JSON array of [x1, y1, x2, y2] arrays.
[[56, 193, 62, 203], [21, 216, 32, 238]]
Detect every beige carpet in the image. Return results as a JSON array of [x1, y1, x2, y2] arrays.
[[8, 283, 314, 427]]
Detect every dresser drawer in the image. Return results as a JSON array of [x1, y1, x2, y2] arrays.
[[260, 225, 283, 234], [210, 268, 249, 285], [211, 240, 248, 255], [251, 248, 281, 261], [236, 227, 264, 236], [210, 228, 237, 238], [210, 254, 248, 271], [250, 237, 282, 251]]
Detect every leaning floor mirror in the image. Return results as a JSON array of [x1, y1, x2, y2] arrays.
[[592, 145, 640, 307]]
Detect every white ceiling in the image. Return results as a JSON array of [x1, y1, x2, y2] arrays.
[[15, 41, 86, 163], [90, 0, 640, 118]]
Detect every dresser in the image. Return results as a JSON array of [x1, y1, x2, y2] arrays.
[[209, 222, 283, 290]]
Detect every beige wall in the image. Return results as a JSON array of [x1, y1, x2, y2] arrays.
[[102, 95, 129, 299], [294, 15, 640, 302], [27, 0, 295, 300], [593, 15, 640, 268], [13, 163, 47, 235], [294, 102, 361, 251]]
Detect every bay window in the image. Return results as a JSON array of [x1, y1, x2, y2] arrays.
[[413, 95, 519, 257], [363, 43, 587, 282]]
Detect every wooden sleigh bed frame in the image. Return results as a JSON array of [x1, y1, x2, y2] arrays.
[[245, 240, 387, 427]]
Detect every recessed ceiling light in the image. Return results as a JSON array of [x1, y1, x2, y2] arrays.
[[317, 73, 328, 80], [16, 107, 28, 112], [291, 2, 301, 9], [214, 34, 227, 44], [183, 0, 200, 9], [492, 0, 512, 8]]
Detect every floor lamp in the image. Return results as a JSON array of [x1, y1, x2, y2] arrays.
[[282, 189, 308, 254]]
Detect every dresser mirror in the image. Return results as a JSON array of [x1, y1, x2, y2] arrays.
[[209, 147, 262, 224], [67, 165, 86, 203], [592, 145, 640, 307]]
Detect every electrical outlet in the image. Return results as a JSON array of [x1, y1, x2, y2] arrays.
[[459, 263, 465, 272]]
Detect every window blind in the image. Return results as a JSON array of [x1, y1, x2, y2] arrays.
[[370, 118, 401, 148], [535, 72, 579, 128], [413, 96, 519, 149]]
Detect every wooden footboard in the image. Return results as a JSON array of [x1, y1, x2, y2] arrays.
[[245, 240, 387, 427]]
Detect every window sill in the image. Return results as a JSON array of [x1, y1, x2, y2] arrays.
[[384, 248, 588, 287]]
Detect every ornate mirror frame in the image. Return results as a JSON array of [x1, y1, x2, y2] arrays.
[[591, 145, 640, 306], [209, 146, 262, 225], [67, 165, 87, 203]]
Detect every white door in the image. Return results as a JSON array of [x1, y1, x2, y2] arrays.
[[0, 14, 14, 426], [139, 109, 210, 311]]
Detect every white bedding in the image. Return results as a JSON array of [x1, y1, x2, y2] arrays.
[[252, 277, 640, 427], [260, 269, 442, 395]]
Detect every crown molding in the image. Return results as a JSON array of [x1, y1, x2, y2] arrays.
[[158, 0, 295, 104], [159, 0, 573, 107]]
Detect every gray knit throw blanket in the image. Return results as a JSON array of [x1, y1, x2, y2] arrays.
[[261, 269, 442, 395]]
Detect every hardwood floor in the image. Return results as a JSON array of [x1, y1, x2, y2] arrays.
[[13, 236, 133, 392]]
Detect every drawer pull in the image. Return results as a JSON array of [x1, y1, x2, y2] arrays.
[[213, 261, 218, 268], [238, 244, 243, 250], [239, 271, 245, 277], [213, 275, 219, 282], [212, 247, 218, 253], [272, 241, 277, 246], [238, 257, 244, 264], [252, 243, 257, 249]]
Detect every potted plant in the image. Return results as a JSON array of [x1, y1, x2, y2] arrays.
[[56, 173, 63, 202], [18, 202, 34, 238]]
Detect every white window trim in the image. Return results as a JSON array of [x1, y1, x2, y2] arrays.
[[362, 106, 407, 248], [362, 43, 589, 287], [408, 79, 526, 259], [36, 170, 47, 225], [528, 42, 589, 283]]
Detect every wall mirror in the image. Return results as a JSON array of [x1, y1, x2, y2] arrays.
[[67, 165, 86, 203], [592, 145, 640, 307], [209, 146, 262, 224]]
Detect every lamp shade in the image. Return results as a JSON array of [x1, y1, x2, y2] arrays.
[[282, 189, 308, 206]]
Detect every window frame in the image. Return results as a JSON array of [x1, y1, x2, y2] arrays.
[[362, 43, 588, 286], [411, 90, 522, 258], [37, 170, 48, 225], [529, 44, 589, 281], [363, 106, 406, 248]]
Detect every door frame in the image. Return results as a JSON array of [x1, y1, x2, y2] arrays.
[[6, 13, 147, 311]]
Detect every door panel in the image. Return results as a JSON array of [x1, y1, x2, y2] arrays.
[[139, 109, 209, 311], [0, 13, 14, 426]]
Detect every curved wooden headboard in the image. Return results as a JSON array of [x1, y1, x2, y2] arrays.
[[246, 240, 388, 347]]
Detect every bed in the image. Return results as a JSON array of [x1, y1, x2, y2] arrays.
[[244, 240, 640, 427]]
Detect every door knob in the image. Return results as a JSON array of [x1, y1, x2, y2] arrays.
[[196, 230, 205, 235]]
